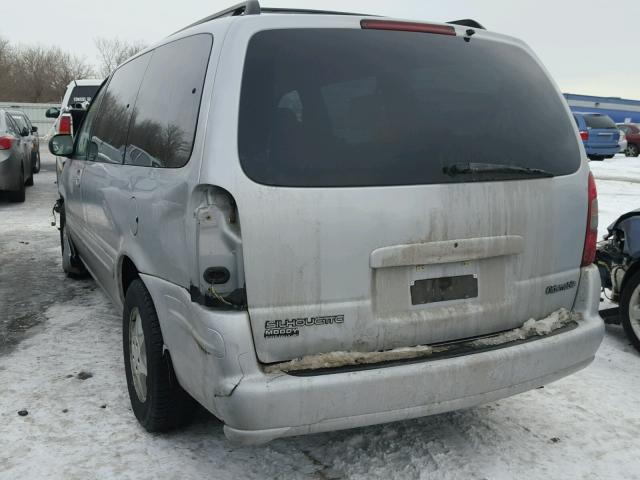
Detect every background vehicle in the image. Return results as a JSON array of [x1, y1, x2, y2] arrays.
[[597, 210, 640, 352], [618, 129, 628, 154], [46, 79, 102, 184], [8, 110, 40, 173], [0, 108, 34, 202], [618, 123, 640, 157], [573, 112, 620, 160], [49, 3, 604, 444], [45, 79, 102, 135]]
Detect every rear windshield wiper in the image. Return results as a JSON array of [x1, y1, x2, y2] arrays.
[[443, 162, 554, 178]]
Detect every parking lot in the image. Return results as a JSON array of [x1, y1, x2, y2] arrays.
[[0, 150, 638, 480]]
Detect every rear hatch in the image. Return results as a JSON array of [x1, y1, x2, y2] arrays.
[[584, 114, 619, 148], [236, 22, 586, 363]]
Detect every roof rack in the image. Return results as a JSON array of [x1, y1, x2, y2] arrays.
[[173, 1, 261, 34], [174, 2, 482, 35], [447, 19, 486, 30], [261, 8, 373, 17]]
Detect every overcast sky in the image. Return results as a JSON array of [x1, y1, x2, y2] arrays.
[[3, 0, 638, 99]]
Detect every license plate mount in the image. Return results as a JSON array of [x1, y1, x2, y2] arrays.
[[410, 274, 478, 305]]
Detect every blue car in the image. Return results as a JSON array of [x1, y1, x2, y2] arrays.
[[573, 112, 620, 161]]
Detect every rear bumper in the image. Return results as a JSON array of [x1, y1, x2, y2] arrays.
[[141, 265, 604, 445], [584, 144, 620, 155]]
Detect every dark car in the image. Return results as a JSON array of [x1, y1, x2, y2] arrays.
[[0, 108, 34, 202], [8, 110, 40, 173], [573, 112, 620, 161], [597, 210, 640, 352], [617, 123, 640, 157]]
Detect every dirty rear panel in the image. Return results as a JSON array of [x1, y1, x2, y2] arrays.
[[202, 17, 587, 364]]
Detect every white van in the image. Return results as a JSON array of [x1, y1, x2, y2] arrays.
[[48, 2, 604, 444]]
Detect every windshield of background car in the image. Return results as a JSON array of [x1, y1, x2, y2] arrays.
[[238, 28, 581, 187], [584, 114, 617, 129], [67, 85, 100, 106]]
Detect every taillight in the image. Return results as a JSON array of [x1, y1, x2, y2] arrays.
[[58, 114, 72, 135], [0, 135, 13, 150], [581, 172, 598, 267], [579, 130, 589, 141], [361, 19, 456, 36]]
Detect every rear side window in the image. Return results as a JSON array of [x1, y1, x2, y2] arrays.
[[91, 53, 151, 164], [125, 34, 212, 168], [584, 114, 617, 129], [10, 114, 27, 132], [5, 114, 20, 135], [239, 29, 581, 187]]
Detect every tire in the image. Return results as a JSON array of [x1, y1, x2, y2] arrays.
[[123, 279, 196, 432], [605, 155, 614, 159], [7, 169, 25, 203], [32, 151, 40, 174], [588, 155, 604, 161], [627, 144, 640, 158], [620, 270, 640, 353], [60, 213, 89, 278], [25, 172, 34, 186]]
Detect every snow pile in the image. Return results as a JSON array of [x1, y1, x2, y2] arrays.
[[470, 308, 576, 347], [264, 344, 437, 373]]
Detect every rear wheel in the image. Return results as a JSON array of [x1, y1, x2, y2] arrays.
[[123, 279, 196, 432], [7, 169, 25, 203], [627, 144, 639, 158], [25, 171, 34, 186], [620, 270, 640, 353], [587, 155, 604, 161], [32, 151, 41, 173]]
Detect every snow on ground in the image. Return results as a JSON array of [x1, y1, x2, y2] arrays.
[[590, 155, 640, 238], [1, 152, 640, 480]]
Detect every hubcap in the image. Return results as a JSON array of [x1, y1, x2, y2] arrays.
[[129, 307, 148, 402], [628, 284, 640, 341]]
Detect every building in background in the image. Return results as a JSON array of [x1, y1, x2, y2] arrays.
[[564, 93, 640, 124]]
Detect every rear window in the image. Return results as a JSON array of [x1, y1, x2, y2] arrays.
[[584, 115, 617, 130], [238, 29, 581, 187], [67, 85, 100, 107]]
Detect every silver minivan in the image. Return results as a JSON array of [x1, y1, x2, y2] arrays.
[[49, 3, 604, 444]]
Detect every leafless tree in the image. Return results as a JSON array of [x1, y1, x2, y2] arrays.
[[0, 38, 97, 103], [94, 37, 147, 78], [0, 37, 17, 100]]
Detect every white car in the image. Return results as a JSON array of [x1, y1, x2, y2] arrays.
[[46, 79, 102, 180], [619, 128, 628, 153], [45, 79, 103, 137]]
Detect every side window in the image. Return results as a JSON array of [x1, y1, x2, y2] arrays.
[[90, 53, 151, 164], [75, 85, 107, 160], [6, 115, 20, 135], [11, 115, 27, 134], [125, 34, 212, 168]]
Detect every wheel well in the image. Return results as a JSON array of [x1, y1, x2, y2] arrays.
[[621, 260, 640, 294], [121, 256, 140, 299]]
